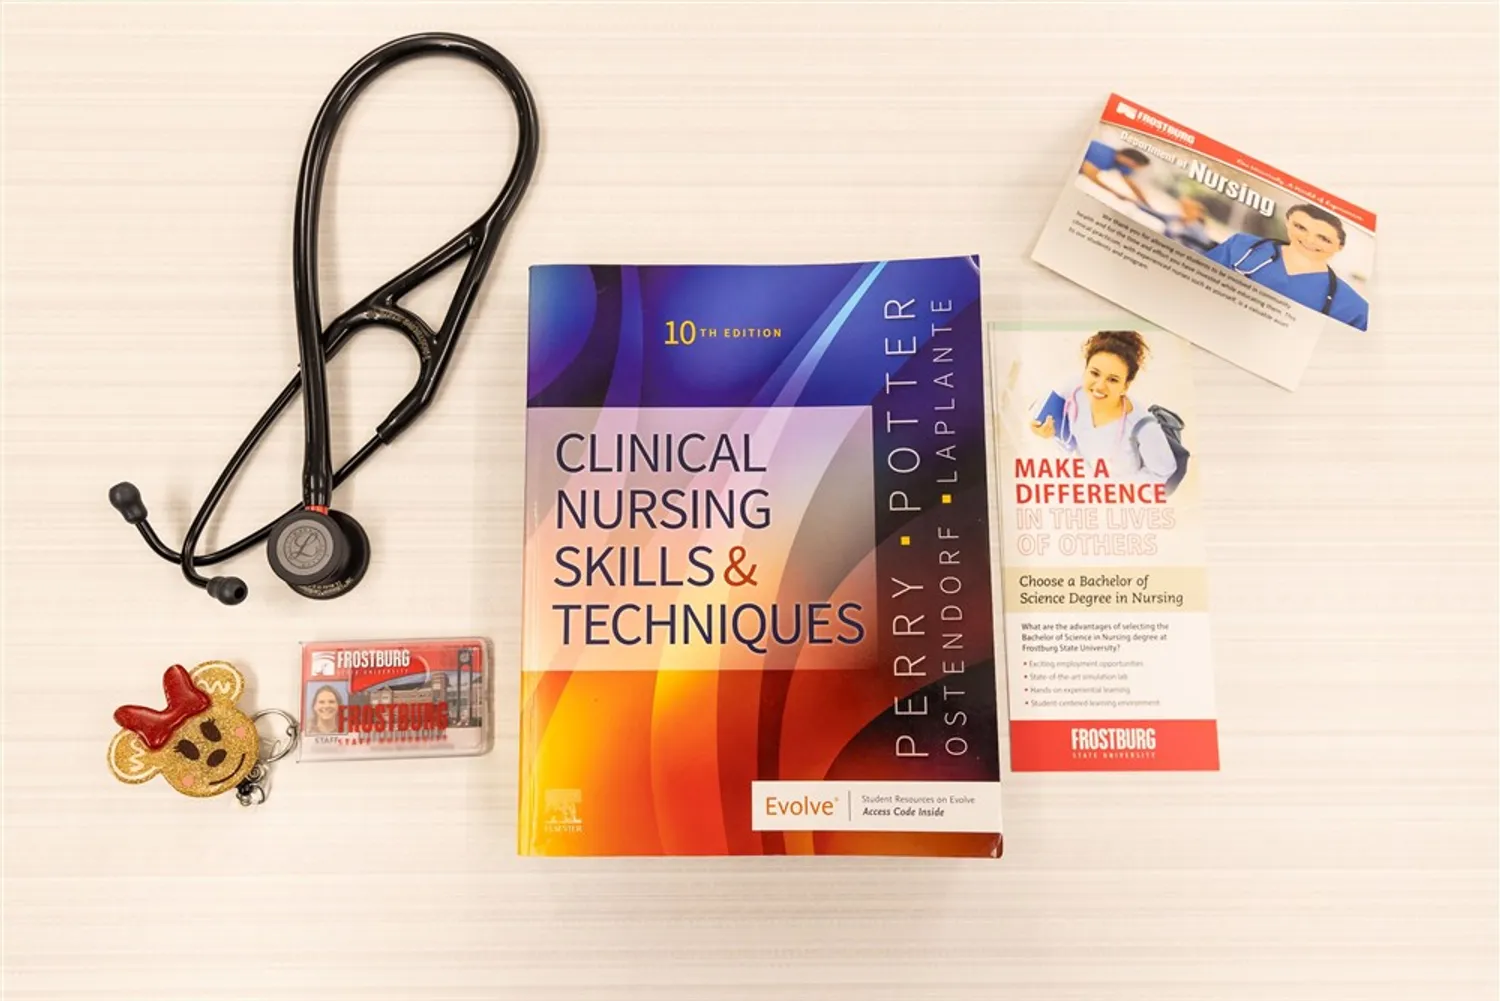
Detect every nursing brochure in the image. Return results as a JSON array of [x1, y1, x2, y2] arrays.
[[1032, 94, 1376, 390], [991, 326, 1218, 771]]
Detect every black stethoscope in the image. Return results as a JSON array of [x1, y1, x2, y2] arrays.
[[108, 33, 539, 605]]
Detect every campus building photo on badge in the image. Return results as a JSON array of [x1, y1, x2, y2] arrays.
[[1071, 128, 1374, 332]]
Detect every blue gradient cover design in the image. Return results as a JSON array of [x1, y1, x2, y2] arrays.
[[528, 259, 982, 410]]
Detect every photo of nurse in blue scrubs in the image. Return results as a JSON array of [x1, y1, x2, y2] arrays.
[[1202, 203, 1369, 331], [1079, 140, 1152, 207]]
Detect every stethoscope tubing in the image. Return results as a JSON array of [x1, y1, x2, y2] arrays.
[[119, 32, 539, 594], [1231, 242, 1274, 276], [291, 33, 539, 509]]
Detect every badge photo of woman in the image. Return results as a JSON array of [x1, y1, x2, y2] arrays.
[[1030, 330, 1179, 485], [1201, 202, 1370, 331], [308, 684, 344, 735]]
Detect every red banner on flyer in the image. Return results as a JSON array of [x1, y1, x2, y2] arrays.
[[1010, 720, 1219, 772], [1099, 93, 1376, 232]]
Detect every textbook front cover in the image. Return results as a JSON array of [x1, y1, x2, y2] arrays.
[[519, 257, 1003, 857]]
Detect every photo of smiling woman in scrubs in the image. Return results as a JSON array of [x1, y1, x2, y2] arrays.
[[1030, 330, 1178, 484], [1202, 203, 1369, 331]]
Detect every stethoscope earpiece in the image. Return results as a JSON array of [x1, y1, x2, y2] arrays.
[[206, 576, 249, 606], [108, 482, 148, 525]]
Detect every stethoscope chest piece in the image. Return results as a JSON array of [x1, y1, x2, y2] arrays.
[[267, 508, 371, 600]]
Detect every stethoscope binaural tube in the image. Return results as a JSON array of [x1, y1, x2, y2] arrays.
[[1229, 237, 1339, 315], [108, 33, 540, 605]]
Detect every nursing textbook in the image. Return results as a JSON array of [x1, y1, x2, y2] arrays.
[[520, 257, 1002, 857]]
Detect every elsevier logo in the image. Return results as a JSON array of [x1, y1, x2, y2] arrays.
[[1115, 102, 1138, 120], [544, 789, 583, 833]]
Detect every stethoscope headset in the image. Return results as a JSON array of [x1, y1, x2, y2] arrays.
[[108, 33, 539, 605], [1230, 238, 1338, 315]]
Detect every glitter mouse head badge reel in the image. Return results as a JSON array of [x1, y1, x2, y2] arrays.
[[108, 662, 297, 805]]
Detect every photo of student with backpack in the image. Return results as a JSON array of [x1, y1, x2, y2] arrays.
[[1030, 329, 1190, 493]]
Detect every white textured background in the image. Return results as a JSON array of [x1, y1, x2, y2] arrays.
[[3, 3, 1496, 999]]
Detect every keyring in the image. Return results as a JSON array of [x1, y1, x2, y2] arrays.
[[253, 708, 300, 764]]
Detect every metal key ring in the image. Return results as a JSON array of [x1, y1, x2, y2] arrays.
[[253, 708, 300, 764]]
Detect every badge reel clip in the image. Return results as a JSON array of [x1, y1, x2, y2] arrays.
[[108, 662, 299, 806]]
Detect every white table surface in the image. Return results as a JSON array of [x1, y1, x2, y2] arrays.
[[3, 3, 1496, 999]]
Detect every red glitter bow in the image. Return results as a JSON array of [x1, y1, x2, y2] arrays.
[[114, 665, 211, 750]]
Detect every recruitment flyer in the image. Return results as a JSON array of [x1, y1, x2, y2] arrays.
[[990, 326, 1218, 771], [1032, 94, 1377, 391]]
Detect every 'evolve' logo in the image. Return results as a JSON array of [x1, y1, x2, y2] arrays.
[[762, 795, 838, 817]]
